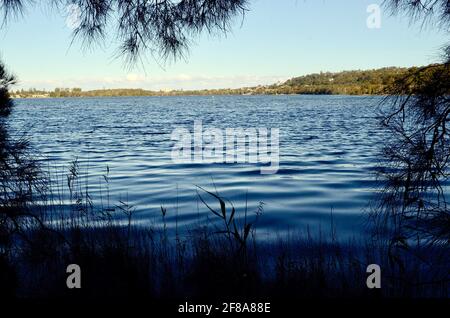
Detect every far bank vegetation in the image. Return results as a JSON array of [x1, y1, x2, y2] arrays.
[[12, 65, 448, 98]]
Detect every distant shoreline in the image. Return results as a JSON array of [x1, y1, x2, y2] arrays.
[[12, 64, 443, 99], [12, 92, 385, 99]]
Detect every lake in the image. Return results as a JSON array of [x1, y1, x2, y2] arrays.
[[9, 95, 386, 239]]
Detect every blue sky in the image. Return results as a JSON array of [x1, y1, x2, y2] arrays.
[[0, 0, 448, 90]]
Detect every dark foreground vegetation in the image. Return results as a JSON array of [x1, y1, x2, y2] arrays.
[[11, 64, 450, 98], [1, 161, 449, 301]]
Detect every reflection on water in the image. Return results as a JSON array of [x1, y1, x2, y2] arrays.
[[10, 95, 385, 238]]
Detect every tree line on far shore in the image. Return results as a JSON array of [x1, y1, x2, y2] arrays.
[[11, 64, 448, 98]]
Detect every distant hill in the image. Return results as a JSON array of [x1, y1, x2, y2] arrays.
[[11, 64, 447, 98], [278, 67, 408, 95]]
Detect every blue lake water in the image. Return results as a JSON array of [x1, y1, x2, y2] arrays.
[[9, 95, 386, 238]]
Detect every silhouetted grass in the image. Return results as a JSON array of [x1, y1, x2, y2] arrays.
[[0, 160, 447, 301]]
